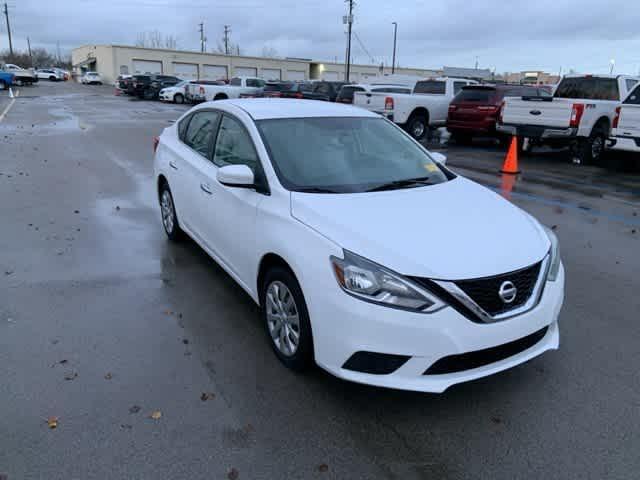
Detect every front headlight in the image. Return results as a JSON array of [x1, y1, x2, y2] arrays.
[[542, 226, 561, 281], [330, 250, 446, 312]]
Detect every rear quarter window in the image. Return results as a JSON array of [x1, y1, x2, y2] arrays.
[[624, 85, 640, 105], [554, 77, 620, 101], [453, 88, 494, 103]]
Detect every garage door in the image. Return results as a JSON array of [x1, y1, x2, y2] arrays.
[[287, 70, 306, 81], [323, 71, 340, 81], [234, 67, 257, 77], [261, 68, 281, 81], [173, 63, 198, 80], [132, 60, 162, 75], [203, 65, 228, 80]]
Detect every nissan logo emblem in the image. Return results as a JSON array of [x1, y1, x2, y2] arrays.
[[498, 281, 517, 304], [530, 110, 542, 116]]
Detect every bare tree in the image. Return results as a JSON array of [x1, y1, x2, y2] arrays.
[[261, 46, 278, 58], [213, 41, 241, 56], [136, 31, 179, 50]]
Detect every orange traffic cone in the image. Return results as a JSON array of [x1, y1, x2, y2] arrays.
[[500, 136, 521, 174], [500, 172, 517, 201]]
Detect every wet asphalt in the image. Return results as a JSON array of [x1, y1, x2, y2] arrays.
[[1, 82, 639, 480]]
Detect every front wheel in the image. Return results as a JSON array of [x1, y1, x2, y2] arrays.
[[406, 113, 429, 141], [159, 184, 184, 241], [574, 128, 607, 165], [260, 267, 314, 372], [174, 93, 184, 104], [0, 80, 6, 91]]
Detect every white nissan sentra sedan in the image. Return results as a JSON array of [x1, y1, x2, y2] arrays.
[[153, 99, 564, 393]]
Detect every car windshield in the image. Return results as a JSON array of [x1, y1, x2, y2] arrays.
[[257, 117, 449, 193], [174, 81, 187, 87]]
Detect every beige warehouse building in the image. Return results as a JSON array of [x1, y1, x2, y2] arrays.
[[71, 44, 439, 85]]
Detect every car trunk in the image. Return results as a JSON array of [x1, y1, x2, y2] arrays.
[[501, 98, 573, 128], [449, 88, 500, 122]]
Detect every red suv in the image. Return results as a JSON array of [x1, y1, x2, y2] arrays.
[[447, 84, 550, 142]]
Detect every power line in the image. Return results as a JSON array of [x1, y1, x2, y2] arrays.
[[353, 31, 374, 64]]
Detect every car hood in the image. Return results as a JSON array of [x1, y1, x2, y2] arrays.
[[291, 177, 549, 280]]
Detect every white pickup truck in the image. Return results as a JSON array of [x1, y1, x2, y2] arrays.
[[353, 77, 477, 140], [609, 82, 640, 155], [188, 76, 266, 103], [1, 63, 38, 86], [498, 74, 639, 163]]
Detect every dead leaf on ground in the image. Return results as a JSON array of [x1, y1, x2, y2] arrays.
[[51, 359, 68, 367], [120, 424, 132, 430], [182, 338, 189, 345], [318, 464, 329, 473], [227, 467, 239, 480], [47, 416, 59, 429], [149, 410, 162, 420], [129, 405, 141, 414], [104, 372, 113, 380], [64, 372, 78, 381], [200, 392, 215, 401]]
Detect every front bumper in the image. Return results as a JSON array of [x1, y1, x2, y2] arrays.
[[309, 264, 564, 393], [158, 92, 172, 102], [497, 123, 576, 140]]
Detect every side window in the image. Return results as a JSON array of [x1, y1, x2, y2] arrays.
[[246, 79, 263, 88], [178, 114, 191, 141], [626, 79, 638, 93], [624, 85, 640, 105], [315, 83, 330, 94], [183, 111, 220, 158], [213, 116, 259, 170], [453, 81, 467, 94], [229, 77, 242, 86]]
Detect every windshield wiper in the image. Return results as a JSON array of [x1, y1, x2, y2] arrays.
[[366, 176, 433, 192], [296, 187, 341, 194]]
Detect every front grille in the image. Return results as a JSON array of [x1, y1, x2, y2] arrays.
[[342, 351, 410, 375], [454, 262, 542, 316], [424, 326, 549, 375]]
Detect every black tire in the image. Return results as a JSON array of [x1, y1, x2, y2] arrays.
[[214, 94, 228, 101], [260, 266, 314, 372], [174, 93, 184, 104], [451, 132, 473, 145], [574, 126, 607, 165], [0, 80, 6, 91], [49, 76, 56, 81], [159, 183, 184, 242], [406, 112, 429, 141]]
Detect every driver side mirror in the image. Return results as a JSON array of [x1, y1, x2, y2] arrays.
[[217, 164, 255, 189], [430, 152, 447, 165]]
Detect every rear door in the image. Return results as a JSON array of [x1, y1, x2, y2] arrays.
[[617, 85, 640, 138], [174, 110, 221, 239]]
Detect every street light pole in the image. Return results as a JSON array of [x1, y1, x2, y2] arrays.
[[3, 2, 13, 56], [391, 22, 397, 74], [345, 0, 354, 82]]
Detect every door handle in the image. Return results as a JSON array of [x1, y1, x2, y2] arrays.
[[169, 161, 178, 170], [200, 183, 213, 195]]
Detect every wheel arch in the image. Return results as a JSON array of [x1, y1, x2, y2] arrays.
[[257, 253, 299, 307], [593, 116, 611, 134], [214, 93, 228, 100], [409, 107, 430, 122]]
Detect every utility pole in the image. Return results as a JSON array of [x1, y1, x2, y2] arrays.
[[475, 56, 479, 70], [199, 23, 205, 53], [3, 2, 13, 56], [345, 0, 354, 82], [391, 22, 397, 74], [223, 25, 231, 55], [27, 37, 33, 67], [56, 41, 61, 64]]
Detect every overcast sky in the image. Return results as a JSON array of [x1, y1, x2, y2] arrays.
[[2, 0, 640, 74]]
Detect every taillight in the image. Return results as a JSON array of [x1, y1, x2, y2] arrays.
[[153, 136, 159, 153], [612, 106, 622, 129], [448, 105, 457, 112], [498, 100, 506, 123], [199, 86, 205, 94], [570, 103, 585, 128], [384, 96, 394, 110]]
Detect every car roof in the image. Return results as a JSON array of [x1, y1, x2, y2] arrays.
[[209, 98, 380, 120]]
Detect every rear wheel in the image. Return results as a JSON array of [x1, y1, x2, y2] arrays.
[[574, 126, 607, 165], [159, 183, 184, 241], [214, 94, 228, 101], [0, 80, 6, 90], [260, 267, 314, 372], [406, 112, 429, 141], [174, 93, 184, 104]]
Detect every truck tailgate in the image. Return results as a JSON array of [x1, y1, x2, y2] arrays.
[[616, 105, 640, 137], [353, 92, 388, 113], [502, 98, 573, 128]]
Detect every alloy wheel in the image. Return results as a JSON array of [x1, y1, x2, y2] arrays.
[[160, 190, 175, 234], [266, 281, 301, 357]]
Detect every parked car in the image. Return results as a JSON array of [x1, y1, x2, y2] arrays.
[[118, 75, 134, 93], [153, 98, 564, 393], [127, 75, 181, 99], [254, 81, 313, 99], [353, 77, 478, 140], [55, 68, 71, 81], [1, 63, 38, 86], [608, 82, 640, 155], [447, 84, 549, 143], [0, 70, 15, 90], [159, 80, 191, 104], [184, 80, 227, 103], [81, 72, 103, 85], [303, 81, 348, 102], [498, 74, 639, 163], [36, 69, 64, 81], [115, 74, 132, 88], [336, 83, 413, 104], [190, 76, 265, 102]]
